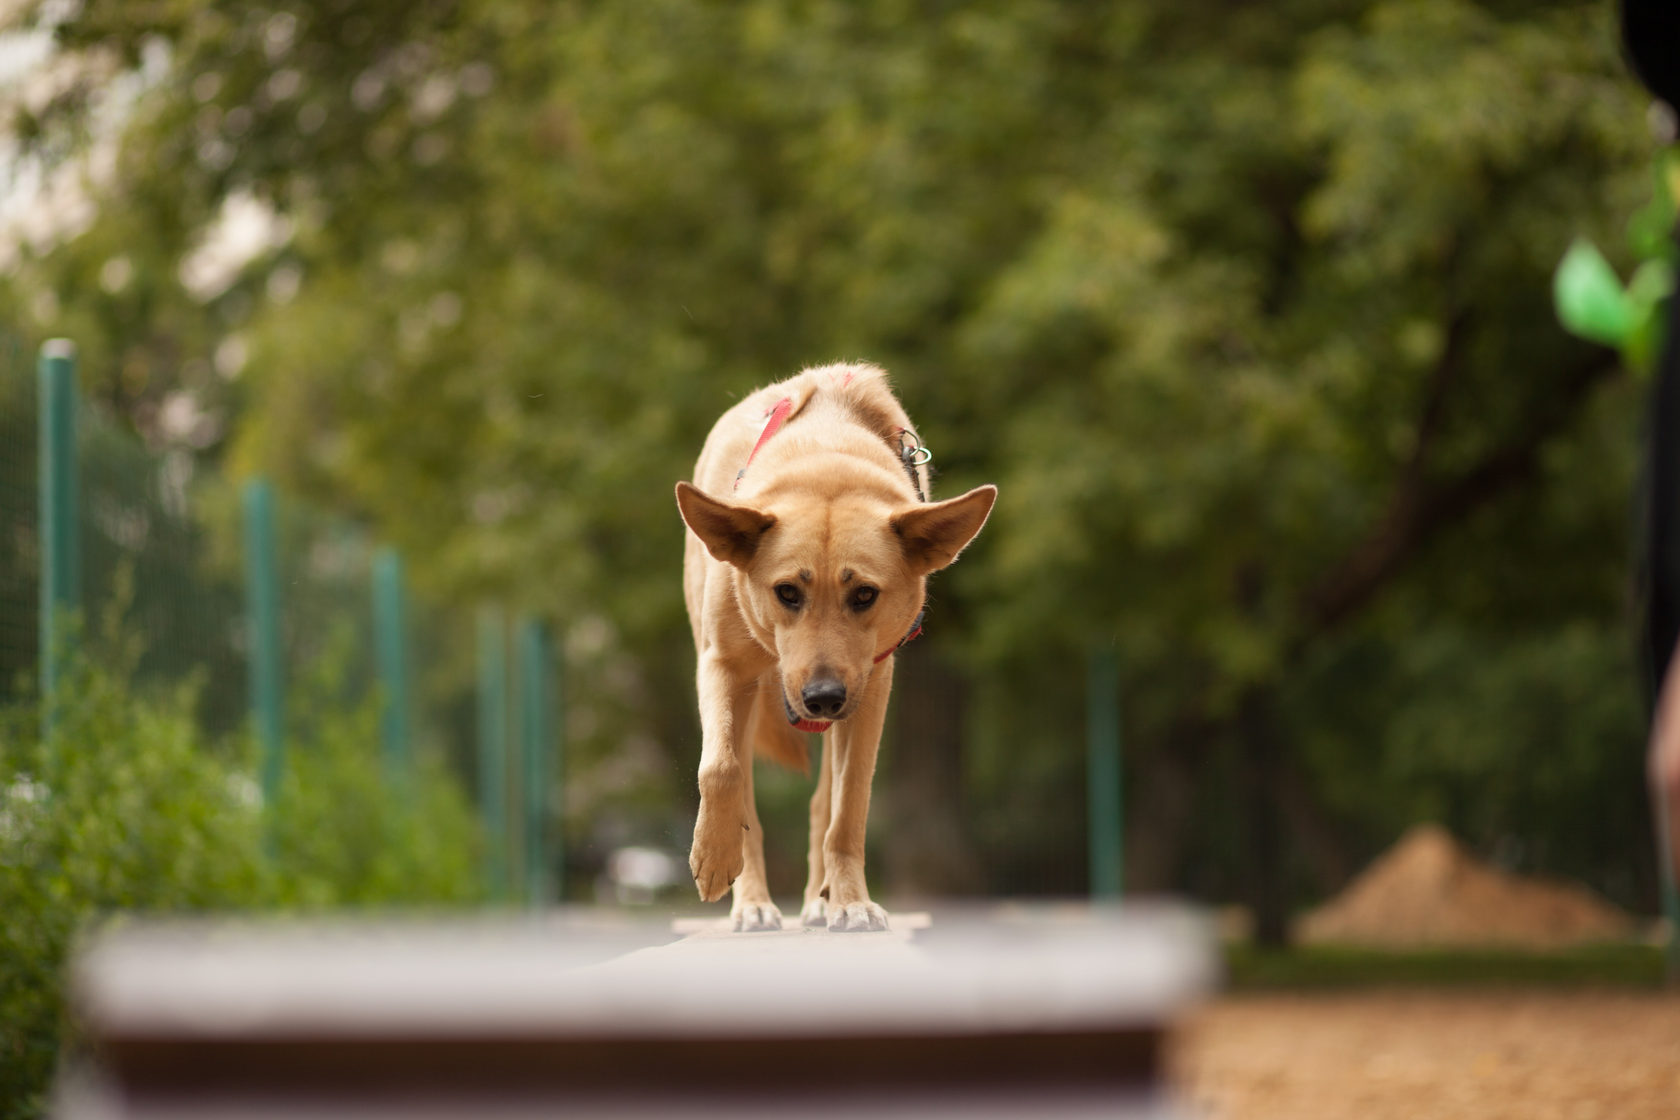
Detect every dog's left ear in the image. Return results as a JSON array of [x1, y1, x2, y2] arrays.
[[676, 481, 778, 568], [890, 485, 997, 575]]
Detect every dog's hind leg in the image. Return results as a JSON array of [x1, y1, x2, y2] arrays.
[[800, 733, 834, 927]]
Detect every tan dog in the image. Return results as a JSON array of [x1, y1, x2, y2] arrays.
[[675, 363, 996, 932]]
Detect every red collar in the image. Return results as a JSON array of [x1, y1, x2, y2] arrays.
[[875, 607, 924, 664]]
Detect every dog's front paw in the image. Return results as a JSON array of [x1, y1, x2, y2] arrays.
[[800, 897, 827, 927], [827, 900, 889, 933], [732, 901, 783, 932], [689, 806, 746, 902]]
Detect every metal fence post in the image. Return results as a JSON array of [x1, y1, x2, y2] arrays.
[[477, 609, 510, 900], [242, 479, 285, 809], [37, 340, 79, 745], [1087, 647, 1123, 899], [551, 623, 565, 901], [516, 616, 558, 908], [373, 548, 411, 786]]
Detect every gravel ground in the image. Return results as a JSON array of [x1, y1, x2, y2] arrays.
[[1170, 991, 1680, 1120]]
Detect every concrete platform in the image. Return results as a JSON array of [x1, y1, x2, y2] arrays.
[[60, 903, 1216, 1119]]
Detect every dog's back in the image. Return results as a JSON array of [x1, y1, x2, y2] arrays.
[[690, 364, 928, 501]]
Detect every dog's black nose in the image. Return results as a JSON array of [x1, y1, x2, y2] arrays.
[[801, 679, 847, 718]]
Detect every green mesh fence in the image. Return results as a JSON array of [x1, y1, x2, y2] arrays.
[[78, 398, 248, 737], [274, 496, 378, 722], [52, 358, 478, 777], [411, 596, 476, 790], [0, 336, 563, 904], [274, 505, 479, 791]]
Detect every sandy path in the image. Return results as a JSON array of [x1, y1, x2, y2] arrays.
[[1171, 991, 1680, 1120]]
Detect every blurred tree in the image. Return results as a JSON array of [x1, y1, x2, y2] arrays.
[[0, 0, 1653, 935]]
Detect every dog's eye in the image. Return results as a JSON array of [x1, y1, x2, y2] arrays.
[[774, 583, 803, 608], [851, 586, 878, 611]]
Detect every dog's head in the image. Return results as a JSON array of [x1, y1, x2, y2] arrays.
[[676, 481, 996, 725]]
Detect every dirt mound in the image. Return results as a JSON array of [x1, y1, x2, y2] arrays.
[[1295, 823, 1638, 949]]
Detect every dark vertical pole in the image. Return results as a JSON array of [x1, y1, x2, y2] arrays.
[[1087, 648, 1123, 899], [37, 340, 79, 746], [242, 479, 285, 809], [1240, 690, 1288, 947], [477, 609, 510, 900], [1658, 793, 1680, 982], [517, 616, 555, 908], [373, 548, 411, 786]]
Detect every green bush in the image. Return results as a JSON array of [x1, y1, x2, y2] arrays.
[[270, 683, 485, 909], [0, 644, 484, 1119], [0, 654, 267, 1117]]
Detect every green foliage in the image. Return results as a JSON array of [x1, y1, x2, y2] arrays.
[[0, 642, 482, 1119], [0, 653, 266, 1118], [270, 648, 483, 907], [1289, 615, 1651, 902]]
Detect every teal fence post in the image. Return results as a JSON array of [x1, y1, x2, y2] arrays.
[[516, 616, 558, 908], [242, 479, 285, 810], [551, 623, 564, 900], [1087, 647, 1123, 899], [373, 548, 411, 786], [477, 609, 510, 900], [37, 340, 79, 746]]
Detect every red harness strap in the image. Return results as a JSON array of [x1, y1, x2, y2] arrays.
[[734, 396, 795, 491]]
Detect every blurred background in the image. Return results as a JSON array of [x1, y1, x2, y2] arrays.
[[0, 0, 1672, 1113]]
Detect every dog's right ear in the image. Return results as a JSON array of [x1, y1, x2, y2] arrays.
[[676, 482, 777, 568]]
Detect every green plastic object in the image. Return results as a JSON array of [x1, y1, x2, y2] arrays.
[[1554, 148, 1678, 373], [1554, 239, 1637, 347]]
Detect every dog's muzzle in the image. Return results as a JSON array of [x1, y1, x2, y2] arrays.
[[783, 688, 838, 734]]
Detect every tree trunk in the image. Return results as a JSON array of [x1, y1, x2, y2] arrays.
[[1239, 689, 1290, 947], [1123, 722, 1206, 892]]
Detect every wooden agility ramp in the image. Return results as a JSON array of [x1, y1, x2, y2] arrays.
[[60, 904, 1215, 1118]]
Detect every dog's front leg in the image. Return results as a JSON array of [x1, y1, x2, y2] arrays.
[[822, 658, 894, 932], [800, 735, 834, 926], [731, 753, 783, 930], [690, 654, 748, 902]]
